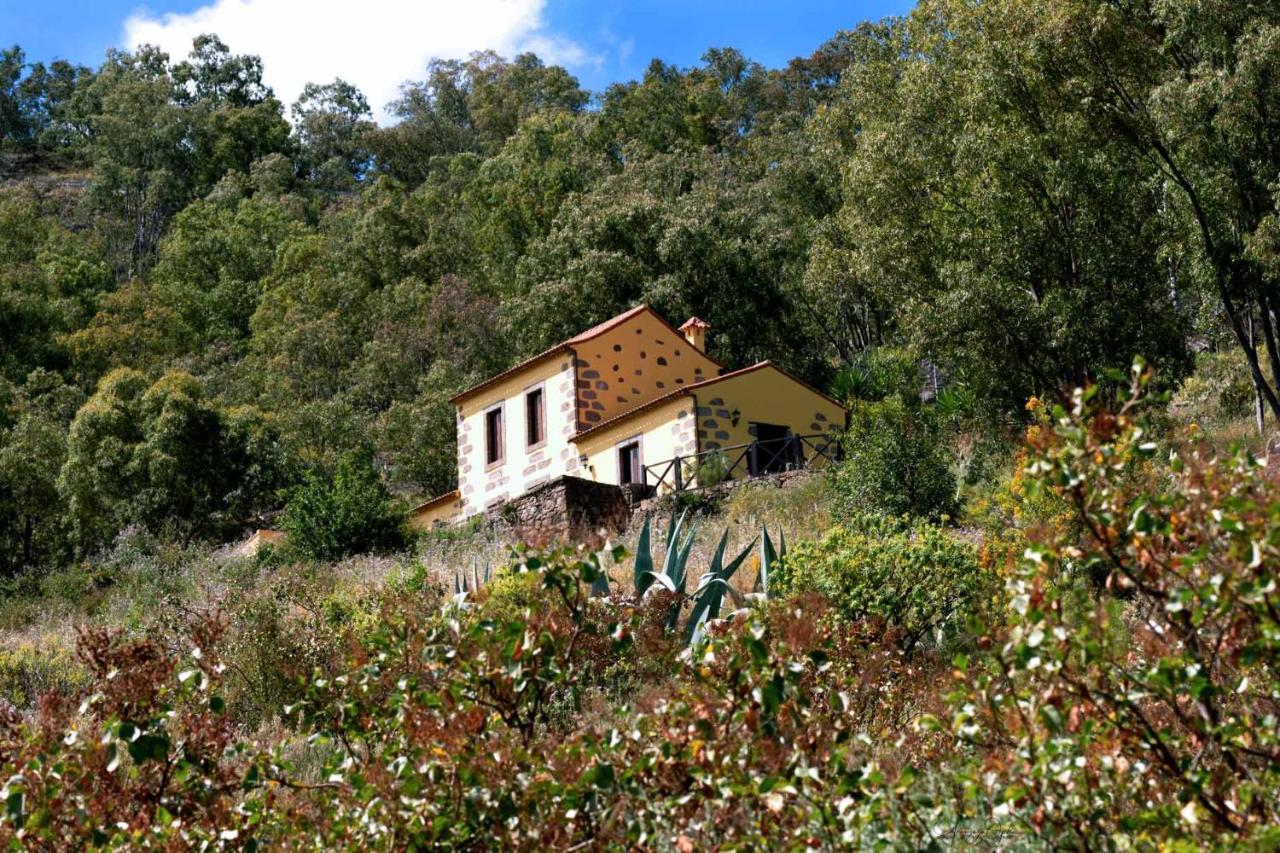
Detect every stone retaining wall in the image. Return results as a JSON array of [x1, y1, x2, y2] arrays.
[[484, 475, 640, 545]]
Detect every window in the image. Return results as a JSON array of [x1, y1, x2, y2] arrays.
[[525, 387, 545, 448], [618, 440, 642, 486], [485, 406, 504, 466]]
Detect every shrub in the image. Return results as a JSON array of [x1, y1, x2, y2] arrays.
[[0, 615, 244, 847], [945, 364, 1280, 843], [1171, 349, 1257, 424], [695, 449, 730, 487], [220, 593, 343, 729], [772, 514, 985, 651], [0, 637, 86, 708], [474, 566, 543, 624], [830, 397, 958, 521], [280, 451, 403, 561], [7, 370, 1280, 850]]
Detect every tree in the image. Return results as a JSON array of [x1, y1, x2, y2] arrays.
[[16, 58, 94, 150], [373, 51, 588, 186], [59, 368, 282, 553], [0, 46, 28, 146], [81, 38, 289, 276], [0, 371, 80, 574], [1056, 1, 1280, 421], [172, 34, 270, 107], [177, 36, 290, 195], [280, 451, 401, 561], [80, 46, 191, 276], [0, 188, 111, 384], [822, 2, 1193, 418], [511, 147, 825, 381], [150, 195, 307, 354], [831, 396, 957, 522], [291, 78, 374, 191]]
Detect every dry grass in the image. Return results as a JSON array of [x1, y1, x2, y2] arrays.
[[0, 475, 839, 711]]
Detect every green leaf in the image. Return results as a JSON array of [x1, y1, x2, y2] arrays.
[[720, 537, 757, 588], [581, 762, 615, 789], [590, 567, 610, 598], [5, 789, 23, 826], [757, 526, 777, 597], [634, 515, 654, 596], [128, 732, 171, 764]]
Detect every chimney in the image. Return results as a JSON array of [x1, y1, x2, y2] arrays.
[[679, 317, 711, 352]]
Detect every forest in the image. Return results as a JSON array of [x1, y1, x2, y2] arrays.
[[1, 0, 1280, 848]]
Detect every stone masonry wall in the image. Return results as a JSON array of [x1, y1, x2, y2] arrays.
[[485, 475, 635, 546], [480, 470, 817, 546]]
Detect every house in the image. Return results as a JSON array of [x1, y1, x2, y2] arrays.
[[408, 305, 847, 529]]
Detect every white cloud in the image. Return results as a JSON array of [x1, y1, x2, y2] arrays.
[[122, 0, 590, 121]]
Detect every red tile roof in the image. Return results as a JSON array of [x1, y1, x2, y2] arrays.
[[566, 303, 651, 343]]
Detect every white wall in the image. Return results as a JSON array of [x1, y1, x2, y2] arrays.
[[456, 358, 580, 518]]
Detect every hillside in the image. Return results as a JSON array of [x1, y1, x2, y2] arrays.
[[3, 1, 1280, 847]]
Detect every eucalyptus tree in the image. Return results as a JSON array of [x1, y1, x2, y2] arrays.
[[823, 1, 1194, 417], [292, 78, 375, 192]]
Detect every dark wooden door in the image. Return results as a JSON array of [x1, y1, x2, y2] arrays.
[[749, 423, 800, 475]]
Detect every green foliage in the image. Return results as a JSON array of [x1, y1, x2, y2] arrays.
[[631, 512, 776, 645], [0, 637, 85, 708], [940, 362, 1280, 842], [830, 347, 919, 404], [58, 368, 283, 554], [685, 528, 756, 644], [773, 514, 984, 650], [635, 509, 698, 632], [694, 448, 730, 487], [5, 378, 1280, 848], [817, 2, 1199, 417], [830, 396, 957, 521], [1172, 349, 1258, 425], [0, 45, 92, 152], [8, 12, 1280, 844], [0, 542, 949, 848], [280, 452, 403, 561], [291, 78, 374, 191]]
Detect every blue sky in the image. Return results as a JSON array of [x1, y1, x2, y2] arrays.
[[2, 1, 911, 117]]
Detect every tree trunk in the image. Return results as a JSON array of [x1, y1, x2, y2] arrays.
[[1250, 317, 1265, 435]]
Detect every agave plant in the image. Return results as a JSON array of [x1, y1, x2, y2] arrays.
[[454, 559, 492, 596], [755, 525, 785, 599], [633, 509, 697, 595], [684, 528, 757, 644], [632, 509, 699, 628]]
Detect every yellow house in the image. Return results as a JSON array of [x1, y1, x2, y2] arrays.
[[408, 305, 847, 529]]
